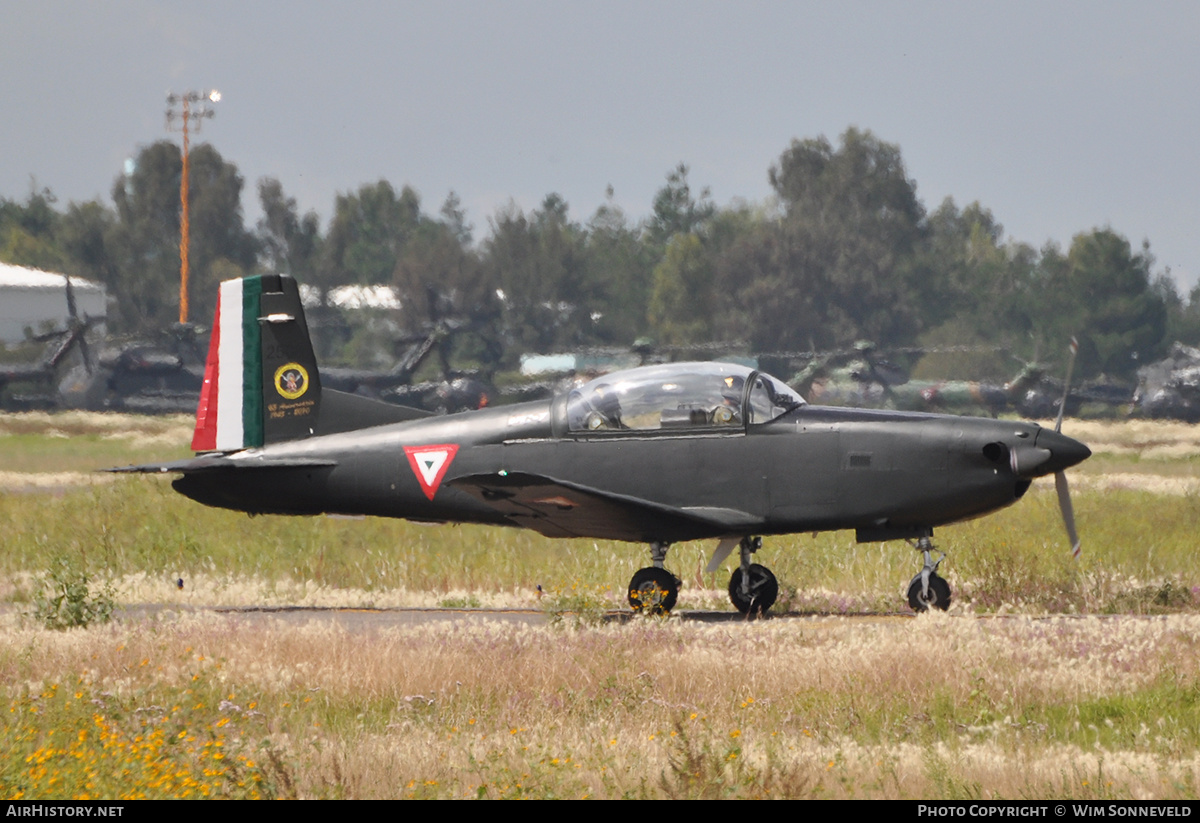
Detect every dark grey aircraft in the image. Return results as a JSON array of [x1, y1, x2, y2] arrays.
[[114, 274, 1091, 614]]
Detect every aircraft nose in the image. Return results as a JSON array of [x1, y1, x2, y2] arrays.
[[1033, 428, 1092, 475]]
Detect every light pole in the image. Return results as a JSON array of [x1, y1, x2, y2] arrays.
[[165, 89, 220, 324]]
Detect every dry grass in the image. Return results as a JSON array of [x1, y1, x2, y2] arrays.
[[0, 411, 193, 440], [0, 412, 192, 476], [5, 412, 1200, 798], [3, 612, 1200, 799], [1061, 419, 1200, 460]]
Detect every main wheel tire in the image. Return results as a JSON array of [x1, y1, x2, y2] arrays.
[[728, 564, 779, 614], [628, 567, 679, 615], [907, 573, 951, 612]]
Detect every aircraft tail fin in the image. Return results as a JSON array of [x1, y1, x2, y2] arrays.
[[192, 274, 322, 452]]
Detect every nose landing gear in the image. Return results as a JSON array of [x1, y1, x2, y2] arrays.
[[906, 536, 950, 612]]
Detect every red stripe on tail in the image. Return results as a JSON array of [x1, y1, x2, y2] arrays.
[[191, 291, 223, 451]]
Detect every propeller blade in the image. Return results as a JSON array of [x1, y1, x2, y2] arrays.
[[1055, 470, 1081, 560], [1054, 336, 1079, 433]]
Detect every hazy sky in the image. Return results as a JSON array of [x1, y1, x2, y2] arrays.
[[4, 1, 1199, 289]]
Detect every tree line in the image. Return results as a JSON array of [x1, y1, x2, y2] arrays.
[[2, 127, 1196, 384]]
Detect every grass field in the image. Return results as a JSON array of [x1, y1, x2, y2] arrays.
[[1, 412, 1199, 798]]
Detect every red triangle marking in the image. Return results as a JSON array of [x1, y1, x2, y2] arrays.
[[403, 444, 459, 500]]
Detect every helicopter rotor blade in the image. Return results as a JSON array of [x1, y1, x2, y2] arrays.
[[78, 332, 93, 375], [63, 274, 95, 374], [65, 274, 78, 322]]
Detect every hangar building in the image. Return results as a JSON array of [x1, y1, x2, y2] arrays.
[[0, 262, 106, 345]]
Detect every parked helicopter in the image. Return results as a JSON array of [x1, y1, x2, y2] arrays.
[[1131, 343, 1200, 422], [789, 341, 1133, 421], [788, 341, 1043, 417], [319, 320, 495, 415], [112, 274, 1091, 614], [0, 274, 103, 410]]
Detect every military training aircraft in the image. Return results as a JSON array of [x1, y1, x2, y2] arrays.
[[113, 274, 1092, 615]]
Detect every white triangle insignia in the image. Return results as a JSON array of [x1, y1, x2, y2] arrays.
[[416, 451, 448, 487], [403, 443, 460, 501]]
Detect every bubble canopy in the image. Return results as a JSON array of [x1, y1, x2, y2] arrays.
[[563, 362, 805, 433]]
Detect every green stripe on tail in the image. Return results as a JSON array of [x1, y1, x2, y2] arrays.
[[241, 276, 264, 448]]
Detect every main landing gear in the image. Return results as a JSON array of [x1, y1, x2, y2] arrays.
[[906, 535, 950, 612], [628, 536, 781, 616], [628, 541, 680, 615]]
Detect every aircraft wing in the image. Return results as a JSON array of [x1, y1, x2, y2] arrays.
[[107, 455, 338, 474], [449, 471, 757, 543]]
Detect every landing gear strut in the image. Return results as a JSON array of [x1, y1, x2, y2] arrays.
[[728, 536, 778, 615], [906, 536, 950, 612], [628, 541, 680, 614]]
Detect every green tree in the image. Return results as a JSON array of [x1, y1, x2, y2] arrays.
[[320, 180, 421, 286], [0, 187, 68, 271], [256, 177, 322, 283], [710, 204, 819, 353], [1034, 230, 1170, 381], [647, 232, 716, 344], [583, 191, 656, 344], [646, 163, 715, 250], [483, 194, 599, 356], [106, 140, 256, 331], [439, 190, 473, 246], [57, 200, 117, 287], [767, 127, 927, 349], [393, 206, 501, 373], [910, 198, 1039, 378]]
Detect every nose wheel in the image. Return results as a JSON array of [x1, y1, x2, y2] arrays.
[[907, 574, 950, 611], [907, 537, 951, 612]]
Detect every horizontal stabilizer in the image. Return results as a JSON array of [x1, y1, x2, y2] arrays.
[[450, 471, 752, 543], [314, 388, 431, 435]]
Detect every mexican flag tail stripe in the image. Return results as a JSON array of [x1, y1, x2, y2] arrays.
[[190, 277, 265, 452], [240, 276, 264, 448]]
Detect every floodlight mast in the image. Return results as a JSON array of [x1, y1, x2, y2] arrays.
[[165, 90, 220, 324]]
